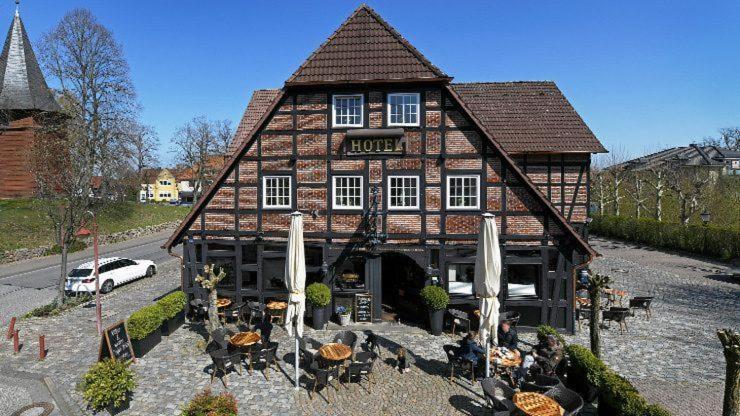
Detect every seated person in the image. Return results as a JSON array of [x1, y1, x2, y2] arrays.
[[497, 320, 519, 352], [530, 334, 563, 376], [457, 331, 486, 366]]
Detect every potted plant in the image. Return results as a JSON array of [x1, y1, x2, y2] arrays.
[[420, 285, 449, 335], [181, 388, 237, 416], [81, 358, 136, 413], [336, 305, 352, 326], [157, 291, 187, 336], [306, 282, 331, 329], [127, 303, 165, 357]]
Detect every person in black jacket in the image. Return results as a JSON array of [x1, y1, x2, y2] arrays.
[[497, 320, 519, 352]]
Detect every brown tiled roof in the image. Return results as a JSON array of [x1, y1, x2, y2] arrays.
[[228, 89, 281, 153], [451, 82, 606, 154], [285, 5, 449, 86]]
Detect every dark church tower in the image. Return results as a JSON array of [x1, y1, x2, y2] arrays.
[[0, 5, 60, 198]]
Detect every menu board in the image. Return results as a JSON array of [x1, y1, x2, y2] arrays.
[[354, 293, 372, 323], [99, 321, 135, 362]]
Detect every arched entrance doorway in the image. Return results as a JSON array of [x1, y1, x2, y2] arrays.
[[380, 252, 426, 323]]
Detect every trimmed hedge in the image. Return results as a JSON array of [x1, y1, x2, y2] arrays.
[[536, 325, 566, 346], [157, 291, 187, 320], [127, 304, 165, 340], [565, 344, 671, 416], [306, 282, 331, 307], [590, 214, 739, 261], [420, 285, 449, 310]]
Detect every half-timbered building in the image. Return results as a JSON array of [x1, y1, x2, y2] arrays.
[[165, 5, 606, 333]]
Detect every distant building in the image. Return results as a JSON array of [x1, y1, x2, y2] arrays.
[[610, 144, 740, 176], [0, 7, 62, 198], [139, 169, 179, 203]]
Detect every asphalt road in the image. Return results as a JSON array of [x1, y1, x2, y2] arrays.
[[0, 229, 181, 322]]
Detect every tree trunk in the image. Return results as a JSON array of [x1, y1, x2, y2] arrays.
[[718, 329, 739, 416], [680, 196, 689, 225], [589, 288, 601, 358], [206, 286, 222, 335], [58, 241, 68, 305], [655, 187, 663, 222]]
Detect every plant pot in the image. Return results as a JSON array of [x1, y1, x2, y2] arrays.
[[161, 311, 185, 336], [428, 308, 445, 335], [339, 314, 351, 326], [131, 328, 161, 358], [312, 305, 327, 329]]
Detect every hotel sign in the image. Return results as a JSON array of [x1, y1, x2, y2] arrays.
[[345, 128, 405, 156]]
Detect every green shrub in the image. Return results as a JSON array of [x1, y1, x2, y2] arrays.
[[306, 282, 331, 307], [24, 294, 92, 318], [590, 214, 740, 261], [565, 344, 607, 389], [81, 358, 136, 411], [127, 304, 165, 340], [181, 388, 237, 416], [536, 324, 566, 346], [420, 285, 449, 310], [157, 291, 187, 320]]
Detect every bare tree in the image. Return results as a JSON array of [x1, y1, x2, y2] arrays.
[[624, 171, 649, 218], [172, 116, 233, 202], [123, 121, 159, 198], [602, 144, 630, 216], [702, 127, 740, 151], [665, 163, 714, 224], [644, 166, 668, 221], [35, 9, 139, 303]]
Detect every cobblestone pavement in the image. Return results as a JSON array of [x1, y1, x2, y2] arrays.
[[1, 238, 736, 415]]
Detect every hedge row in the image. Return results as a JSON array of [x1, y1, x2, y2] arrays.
[[590, 214, 740, 261], [127, 291, 186, 340], [565, 344, 671, 416]]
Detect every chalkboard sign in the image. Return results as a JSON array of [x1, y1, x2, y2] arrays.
[[354, 293, 372, 323], [99, 321, 135, 362]]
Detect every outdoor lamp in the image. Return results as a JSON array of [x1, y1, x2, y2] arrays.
[[700, 210, 710, 225]]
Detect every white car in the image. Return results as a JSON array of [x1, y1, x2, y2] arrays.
[[65, 257, 157, 294]]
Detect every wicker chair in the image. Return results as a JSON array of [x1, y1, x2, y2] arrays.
[[629, 296, 653, 320], [347, 351, 376, 392], [246, 301, 265, 326], [307, 361, 340, 402], [253, 342, 280, 381], [544, 385, 584, 416], [333, 331, 358, 354], [448, 308, 471, 335], [443, 344, 477, 384], [481, 377, 515, 413], [602, 307, 630, 334], [499, 311, 521, 327], [521, 374, 563, 393]]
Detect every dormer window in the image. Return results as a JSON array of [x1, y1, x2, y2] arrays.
[[332, 94, 364, 127], [388, 93, 419, 126]]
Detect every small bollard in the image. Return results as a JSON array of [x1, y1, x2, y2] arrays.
[[13, 329, 19, 353], [6, 316, 16, 340], [39, 335, 46, 360]]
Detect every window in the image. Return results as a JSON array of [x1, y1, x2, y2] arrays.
[[388, 175, 419, 209], [446, 175, 480, 209], [263, 176, 291, 208], [333, 176, 363, 209], [447, 263, 474, 295], [332, 95, 363, 127], [388, 93, 420, 126], [507, 264, 540, 299], [159, 192, 171, 198], [159, 180, 171, 186]]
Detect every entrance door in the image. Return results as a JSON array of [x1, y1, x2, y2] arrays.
[[379, 252, 426, 324]]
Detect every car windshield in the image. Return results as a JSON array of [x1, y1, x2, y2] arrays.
[[68, 268, 92, 278]]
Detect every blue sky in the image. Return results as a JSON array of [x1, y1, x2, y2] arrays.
[[14, 0, 740, 165]]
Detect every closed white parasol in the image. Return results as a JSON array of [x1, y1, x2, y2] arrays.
[[473, 213, 502, 378], [284, 211, 306, 389]]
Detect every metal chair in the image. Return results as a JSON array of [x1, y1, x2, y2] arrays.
[[208, 347, 242, 387], [448, 309, 471, 335], [629, 296, 653, 320], [299, 338, 319, 369], [544, 385, 584, 416], [307, 361, 340, 401], [443, 344, 476, 384], [347, 351, 376, 392], [481, 377, 515, 413], [602, 307, 630, 334], [246, 301, 265, 326], [253, 342, 280, 381], [521, 374, 563, 393], [333, 331, 358, 354]]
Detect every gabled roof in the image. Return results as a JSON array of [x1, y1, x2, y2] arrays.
[[451, 82, 605, 154], [227, 89, 281, 154], [609, 144, 738, 172], [0, 9, 60, 112], [285, 4, 449, 86]]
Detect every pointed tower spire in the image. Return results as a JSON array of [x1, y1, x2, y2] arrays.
[[0, 4, 60, 112]]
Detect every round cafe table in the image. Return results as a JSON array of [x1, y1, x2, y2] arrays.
[[229, 331, 261, 374], [216, 298, 232, 308], [318, 343, 352, 381], [513, 392, 564, 416], [265, 301, 288, 325], [489, 347, 522, 368]]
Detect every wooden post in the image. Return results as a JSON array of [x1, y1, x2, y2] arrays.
[[7, 316, 16, 339], [39, 335, 46, 360], [718, 329, 739, 416], [12, 329, 19, 353]]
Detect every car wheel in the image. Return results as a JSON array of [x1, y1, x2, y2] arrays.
[[101, 279, 114, 294], [146, 266, 155, 277]]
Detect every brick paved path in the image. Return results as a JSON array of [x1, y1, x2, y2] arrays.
[[1, 238, 735, 415]]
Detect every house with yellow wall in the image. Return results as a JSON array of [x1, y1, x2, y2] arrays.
[[139, 169, 179, 203]]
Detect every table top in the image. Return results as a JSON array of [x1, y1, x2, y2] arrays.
[[318, 343, 352, 361], [575, 297, 591, 306], [513, 392, 564, 416], [216, 298, 232, 308], [266, 301, 287, 310], [603, 288, 627, 297], [229, 332, 261, 347], [490, 348, 522, 368]]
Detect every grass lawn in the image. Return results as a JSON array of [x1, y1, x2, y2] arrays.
[[0, 199, 191, 252]]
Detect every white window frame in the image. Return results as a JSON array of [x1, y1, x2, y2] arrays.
[[332, 176, 363, 210], [387, 175, 420, 210], [332, 94, 364, 128], [262, 175, 292, 209], [387, 93, 420, 126], [446, 175, 480, 210]]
